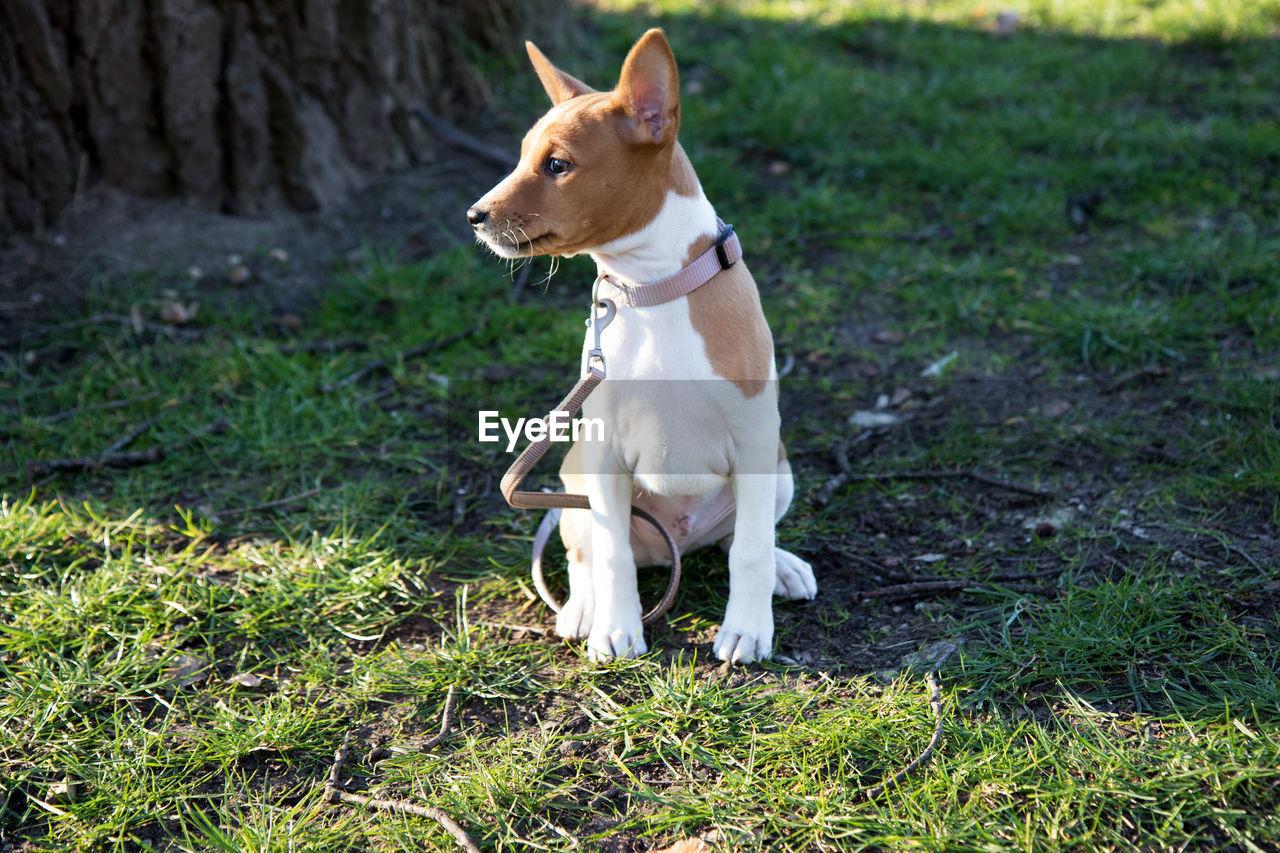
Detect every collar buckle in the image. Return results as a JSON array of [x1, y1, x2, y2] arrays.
[[714, 223, 736, 270]]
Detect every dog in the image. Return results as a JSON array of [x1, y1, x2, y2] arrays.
[[468, 29, 815, 662]]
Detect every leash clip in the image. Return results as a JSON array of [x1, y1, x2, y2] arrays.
[[587, 276, 616, 377]]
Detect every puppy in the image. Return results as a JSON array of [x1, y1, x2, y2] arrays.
[[469, 29, 815, 662]]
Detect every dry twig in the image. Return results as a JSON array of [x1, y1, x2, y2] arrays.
[[816, 430, 877, 505], [1, 392, 171, 439], [864, 670, 945, 800], [207, 487, 323, 520], [475, 621, 550, 637], [325, 730, 354, 797], [46, 312, 206, 341], [318, 323, 484, 393], [821, 444, 1054, 505], [26, 417, 228, 480], [851, 579, 1053, 604], [278, 339, 369, 355], [509, 262, 533, 300], [419, 685, 459, 751], [322, 687, 477, 851], [38, 392, 165, 426], [1104, 365, 1171, 394], [99, 396, 190, 456], [331, 790, 480, 851]]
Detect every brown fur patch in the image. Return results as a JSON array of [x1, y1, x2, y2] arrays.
[[686, 261, 773, 398]]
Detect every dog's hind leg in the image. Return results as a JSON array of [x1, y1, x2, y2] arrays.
[[772, 453, 816, 600]]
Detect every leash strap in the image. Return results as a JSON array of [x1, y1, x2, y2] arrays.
[[499, 366, 604, 514], [499, 330, 682, 627]]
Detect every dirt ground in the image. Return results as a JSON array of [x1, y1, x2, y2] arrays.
[[1, 150, 490, 348]]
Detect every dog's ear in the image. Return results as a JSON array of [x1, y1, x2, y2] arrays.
[[527, 41, 595, 105], [613, 29, 680, 146]]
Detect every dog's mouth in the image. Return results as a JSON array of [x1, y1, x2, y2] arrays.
[[475, 222, 553, 259]]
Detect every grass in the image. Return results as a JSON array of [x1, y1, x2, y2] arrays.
[[3, 0, 1279, 850]]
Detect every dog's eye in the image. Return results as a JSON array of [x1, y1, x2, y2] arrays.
[[546, 157, 572, 177]]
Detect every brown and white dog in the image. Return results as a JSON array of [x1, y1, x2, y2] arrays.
[[468, 29, 815, 662]]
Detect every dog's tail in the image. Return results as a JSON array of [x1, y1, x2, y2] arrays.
[[530, 507, 562, 612]]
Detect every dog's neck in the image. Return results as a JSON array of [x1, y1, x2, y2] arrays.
[[589, 146, 721, 287]]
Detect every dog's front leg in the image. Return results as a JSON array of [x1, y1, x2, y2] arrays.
[[584, 469, 647, 660], [715, 460, 779, 663]]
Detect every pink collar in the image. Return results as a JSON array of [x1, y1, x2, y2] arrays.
[[595, 220, 741, 308]]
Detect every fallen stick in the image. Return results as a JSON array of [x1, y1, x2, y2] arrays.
[[412, 108, 516, 171], [278, 339, 370, 355], [815, 430, 876, 505], [823, 465, 1054, 504], [47, 312, 206, 341], [852, 579, 1053, 604], [207, 487, 322, 520], [26, 417, 228, 480], [864, 670, 945, 800], [331, 790, 480, 851], [326, 731, 354, 794], [318, 323, 484, 393], [40, 392, 166, 426], [99, 396, 190, 456], [1104, 365, 1171, 394], [475, 621, 550, 637], [509, 261, 533, 301], [323, 687, 478, 852], [1, 392, 172, 439], [419, 684, 459, 751]]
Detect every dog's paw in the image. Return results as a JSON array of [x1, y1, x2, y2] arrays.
[[773, 548, 817, 600], [588, 601, 650, 660], [713, 607, 774, 664], [588, 622, 650, 660], [556, 593, 594, 640]]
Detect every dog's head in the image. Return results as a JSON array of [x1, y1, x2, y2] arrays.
[[467, 29, 685, 260]]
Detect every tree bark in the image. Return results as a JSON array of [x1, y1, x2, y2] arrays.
[[0, 0, 560, 238]]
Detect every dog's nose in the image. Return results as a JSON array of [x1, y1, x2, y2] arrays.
[[466, 206, 488, 227]]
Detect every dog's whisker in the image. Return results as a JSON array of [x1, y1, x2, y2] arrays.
[[515, 227, 533, 254], [539, 255, 559, 289]]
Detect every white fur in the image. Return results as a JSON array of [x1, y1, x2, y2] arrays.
[[590, 189, 720, 282]]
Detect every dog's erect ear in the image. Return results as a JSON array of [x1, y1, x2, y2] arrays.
[[613, 29, 680, 146], [527, 41, 595, 105]]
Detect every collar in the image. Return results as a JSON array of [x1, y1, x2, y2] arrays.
[[595, 219, 741, 308]]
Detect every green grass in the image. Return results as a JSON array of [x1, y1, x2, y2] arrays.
[[3, 0, 1279, 850]]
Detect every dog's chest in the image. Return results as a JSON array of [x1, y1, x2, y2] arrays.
[[584, 298, 717, 383], [580, 296, 748, 493]]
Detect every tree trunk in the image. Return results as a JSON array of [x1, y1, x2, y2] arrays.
[[0, 0, 561, 238]]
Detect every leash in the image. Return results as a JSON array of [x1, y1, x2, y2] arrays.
[[499, 280, 682, 626], [498, 221, 741, 628]]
